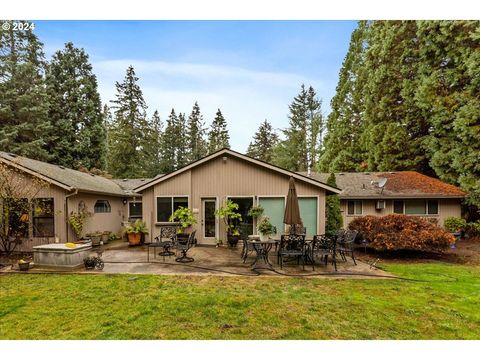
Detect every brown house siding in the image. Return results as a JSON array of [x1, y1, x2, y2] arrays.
[[144, 155, 327, 244]]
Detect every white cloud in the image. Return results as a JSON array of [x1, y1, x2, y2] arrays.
[[93, 59, 331, 152]]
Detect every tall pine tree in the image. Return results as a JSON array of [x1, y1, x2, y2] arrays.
[[0, 20, 52, 161], [325, 173, 343, 236], [319, 21, 368, 172], [246, 119, 279, 162], [46, 42, 106, 170], [176, 112, 188, 168], [107, 65, 150, 178], [186, 101, 207, 162], [273, 85, 323, 171], [142, 110, 163, 177], [159, 109, 179, 174], [207, 109, 230, 153]]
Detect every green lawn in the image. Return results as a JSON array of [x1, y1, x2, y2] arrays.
[[1, 263, 479, 339]]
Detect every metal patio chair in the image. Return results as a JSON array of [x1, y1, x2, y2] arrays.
[[312, 234, 337, 271], [278, 233, 307, 270], [337, 229, 358, 265], [175, 230, 196, 263]]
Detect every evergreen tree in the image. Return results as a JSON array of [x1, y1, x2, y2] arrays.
[[246, 119, 279, 162], [176, 112, 188, 168], [186, 101, 207, 162], [325, 173, 343, 236], [273, 85, 323, 171], [207, 109, 230, 153], [46, 42, 106, 170], [319, 21, 368, 172], [0, 20, 52, 161], [142, 110, 163, 177], [159, 109, 178, 173], [107, 65, 150, 178], [416, 20, 480, 206]]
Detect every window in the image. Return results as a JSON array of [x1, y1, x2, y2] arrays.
[[129, 201, 142, 219], [393, 200, 439, 215], [94, 200, 111, 213], [347, 200, 362, 215], [2, 198, 29, 238], [156, 196, 188, 222], [33, 198, 54, 237], [393, 200, 404, 214]]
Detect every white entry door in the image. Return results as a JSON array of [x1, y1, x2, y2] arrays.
[[202, 198, 217, 242]]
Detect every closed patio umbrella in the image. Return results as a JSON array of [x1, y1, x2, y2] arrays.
[[284, 177, 303, 234]]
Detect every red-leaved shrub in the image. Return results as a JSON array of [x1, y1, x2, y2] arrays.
[[348, 214, 455, 252]]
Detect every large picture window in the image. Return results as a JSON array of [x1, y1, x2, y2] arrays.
[[94, 200, 111, 213], [129, 201, 142, 220], [393, 200, 438, 215], [156, 196, 188, 222], [33, 198, 54, 237]]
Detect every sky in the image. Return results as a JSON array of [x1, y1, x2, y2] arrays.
[[35, 20, 357, 152]]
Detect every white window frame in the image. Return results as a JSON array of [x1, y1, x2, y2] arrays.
[[346, 200, 363, 216], [94, 200, 111, 214], [225, 195, 255, 235], [155, 195, 190, 224]]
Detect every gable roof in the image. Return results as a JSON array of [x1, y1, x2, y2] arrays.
[[300, 171, 467, 199], [0, 152, 128, 197], [134, 148, 341, 194]]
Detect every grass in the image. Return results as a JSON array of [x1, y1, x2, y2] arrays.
[[1, 263, 479, 339]]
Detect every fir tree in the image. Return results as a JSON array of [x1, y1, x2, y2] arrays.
[[186, 101, 207, 162], [176, 112, 188, 168], [107, 65, 150, 178], [416, 20, 480, 206], [46, 42, 106, 170], [319, 21, 368, 172], [246, 119, 279, 162], [159, 109, 178, 173], [273, 85, 323, 171], [207, 109, 230, 153], [0, 20, 52, 161], [142, 110, 163, 177], [325, 173, 343, 236]]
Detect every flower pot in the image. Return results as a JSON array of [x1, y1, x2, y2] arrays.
[[128, 232, 141, 246], [90, 235, 101, 246], [227, 235, 240, 247], [101, 232, 111, 244], [18, 262, 30, 271], [177, 233, 189, 245]]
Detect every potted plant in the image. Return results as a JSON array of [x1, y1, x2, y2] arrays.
[[215, 200, 242, 247], [88, 231, 102, 246], [257, 216, 274, 241], [248, 205, 264, 219], [444, 216, 467, 249], [101, 231, 111, 244], [125, 220, 149, 246], [18, 259, 30, 271], [169, 206, 197, 243]]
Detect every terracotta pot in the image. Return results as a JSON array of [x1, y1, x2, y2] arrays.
[[128, 232, 141, 246]]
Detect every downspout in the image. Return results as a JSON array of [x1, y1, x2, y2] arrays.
[[65, 189, 78, 242]]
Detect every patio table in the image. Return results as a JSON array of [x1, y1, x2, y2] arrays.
[[247, 239, 277, 271]]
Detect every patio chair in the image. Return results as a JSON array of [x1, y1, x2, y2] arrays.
[[158, 225, 178, 261], [337, 229, 358, 265], [175, 230, 196, 263], [312, 234, 337, 271], [278, 234, 307, 270], [241, 237, 256, 263]]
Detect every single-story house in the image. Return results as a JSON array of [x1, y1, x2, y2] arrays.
[[301, 171, 467, 227], [1, 149, 467, 251], [0, 151, 149, 251], [134, 148, 341, 244]]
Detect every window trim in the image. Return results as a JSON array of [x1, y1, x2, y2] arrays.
[[155, 195, 190, 224], [32, 197, 55, 238], [94, 200, 111, 214], [128, 200, 143, 219], [346, 200, 363, 216]]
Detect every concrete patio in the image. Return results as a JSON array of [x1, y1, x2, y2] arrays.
[[2, 240, 392, 278]]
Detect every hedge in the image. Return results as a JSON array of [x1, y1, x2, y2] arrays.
[[348, 214, 455, 252]]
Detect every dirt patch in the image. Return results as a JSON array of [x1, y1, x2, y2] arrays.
[[355, 236, 480, 266]]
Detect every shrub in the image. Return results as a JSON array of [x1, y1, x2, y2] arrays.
[[257, 216, 274, 236], [348, 214, 455, 252], [444, 216, 467, 233], [466, 221, 480, 237]]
